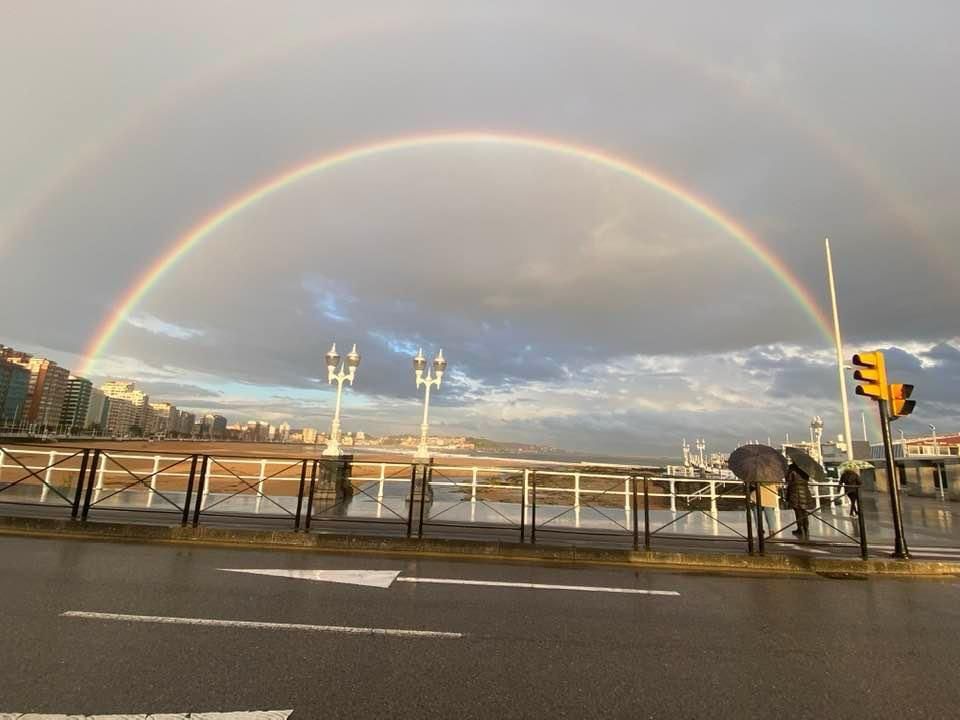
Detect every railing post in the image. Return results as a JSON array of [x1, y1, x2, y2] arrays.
[[631, 475, 639, 551], [520, 469, 527, 543], [200, 457, 212, 511], [377, 463, 386, 503], [0, 448, 5, 483], [181, 455, 198, 526], [192, 455, 209, 527], [643, 475, 651, 550], [709, 479, 717, 514], [80, 450, 100, 521], [574, 472, 581, 508], [857, 484, 869, 561], [405, 463, 416, 538], [472, 467, 479, 503], [255, 458, 267, 514], [294, 459, 308, 531], [304, 460, 318, 531], [530, 470, 537, 544], [147, 454, 160, 509], [745, 481, 755, 554], [669, 479, 676, 512], [40, 449, 55, 503], [754, 482, 765, 555], [417, 461, 431, 539], [71, 449, 90, 520]]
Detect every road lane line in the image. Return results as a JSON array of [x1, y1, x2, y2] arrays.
[[61, 611, 463, 639], [0, 712, 293, 719], [395, 577, 680, 595]]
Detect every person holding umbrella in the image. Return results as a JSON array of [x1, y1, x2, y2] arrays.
[[727, 444, 787, 539], [785, 448, 824, 540], [838, 461, 870, 517], [785, 462, 813, 539]]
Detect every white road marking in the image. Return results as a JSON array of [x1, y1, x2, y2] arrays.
[[0, 712, 292, 719], [779, 543, 830, 555], [218, 567, 679, 596], [61, 611, 462, 639], [219, 568, 401, 588], [395, 577, 680, 595], [873, 545, 960, 554]]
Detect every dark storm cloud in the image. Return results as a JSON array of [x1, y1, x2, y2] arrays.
[[2, 2, 959, 453]]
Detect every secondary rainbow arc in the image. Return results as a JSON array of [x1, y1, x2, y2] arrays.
[[79, 131, 833, 376]]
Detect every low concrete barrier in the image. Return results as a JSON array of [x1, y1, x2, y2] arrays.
[[1, 514, 958, 579]]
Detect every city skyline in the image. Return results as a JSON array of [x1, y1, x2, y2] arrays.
[[2, 3, 959, 454]]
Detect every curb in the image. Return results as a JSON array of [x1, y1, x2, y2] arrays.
[[1, 515, 958, 578]]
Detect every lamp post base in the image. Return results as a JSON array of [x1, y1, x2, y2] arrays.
[[405, 460, 434, 503], [322, 443, 341, 457]]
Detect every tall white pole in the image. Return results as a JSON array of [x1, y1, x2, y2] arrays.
[[417, 381, 432, 460], [825, 238, 854, 461], [324, 374, 344, 457]]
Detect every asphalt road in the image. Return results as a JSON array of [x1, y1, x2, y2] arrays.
[[2, 536, 959, 718]]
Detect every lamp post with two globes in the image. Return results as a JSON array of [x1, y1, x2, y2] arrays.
[[323, 342, 360, 457], [413, 348, 447, 462]]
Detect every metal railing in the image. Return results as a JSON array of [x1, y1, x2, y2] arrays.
[[0, 443, 865, 557]]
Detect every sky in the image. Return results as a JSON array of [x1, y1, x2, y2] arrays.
[[1, 1, 958, 457]]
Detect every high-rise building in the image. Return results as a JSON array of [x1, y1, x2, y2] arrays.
[[3, 350, 70, 427], [101, 381, 149, 427], [197, 413, 228, 439], [302, 427, 318, 445], [178, 411, 196, 437], [85, 388, 108, 431], [105, 396, 138, 436], [278, 421, 291, 443], [149, 402, 179, 436], [0, 356, 31, 424], [59, 376, 93, 433]]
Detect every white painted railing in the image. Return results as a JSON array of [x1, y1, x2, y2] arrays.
[[0, 447, 846, 516]]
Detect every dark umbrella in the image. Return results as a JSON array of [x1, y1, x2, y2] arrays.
[[785, 447, 826, 483], [728, 444, 788, 484]]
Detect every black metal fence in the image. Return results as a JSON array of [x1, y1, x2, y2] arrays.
[[0, 443, 870, 558]]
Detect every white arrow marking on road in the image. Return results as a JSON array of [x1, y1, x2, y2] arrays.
[[62, 611, 463, 639], [218, 568, 679, 596], [0, 711, 293, 718], [219, 568, 401, 588]]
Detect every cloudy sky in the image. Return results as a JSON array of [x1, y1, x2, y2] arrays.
[[2, 1, 957, 456]]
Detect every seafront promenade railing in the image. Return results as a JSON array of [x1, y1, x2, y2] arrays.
[[0, 443, 862, 557]]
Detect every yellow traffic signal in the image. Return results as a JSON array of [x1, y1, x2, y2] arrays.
[[889, 383, 916, 419], [852, 351, 888, 401]]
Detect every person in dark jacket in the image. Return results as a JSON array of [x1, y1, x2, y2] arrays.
[[839, 468, 861, 517], [785, 462, 814, 539]]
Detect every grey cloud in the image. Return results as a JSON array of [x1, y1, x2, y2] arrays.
[[2, 3, 959, 454]]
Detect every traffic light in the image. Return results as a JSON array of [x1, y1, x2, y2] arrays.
[[852, 351, 888, 401], [889, 383, 916, 419]]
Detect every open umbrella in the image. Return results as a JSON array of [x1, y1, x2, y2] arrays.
[[728, 444, 788, 485], [785, 447, 826, 483]]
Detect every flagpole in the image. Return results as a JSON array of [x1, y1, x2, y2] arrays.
[[825, 237, 855, 461]]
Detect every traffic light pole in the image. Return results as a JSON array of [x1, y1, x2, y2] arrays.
[[878, 398, 909, 559]]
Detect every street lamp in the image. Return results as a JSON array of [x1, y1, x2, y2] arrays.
[[929, 424, 938, 456], [322, 342, 360, 457], [413, 348, 447, 462]]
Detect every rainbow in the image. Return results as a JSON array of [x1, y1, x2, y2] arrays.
[[79, 131, 833, 375]]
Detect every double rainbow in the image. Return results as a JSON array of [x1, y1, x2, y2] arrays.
[[79, 131, 832, 375]]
